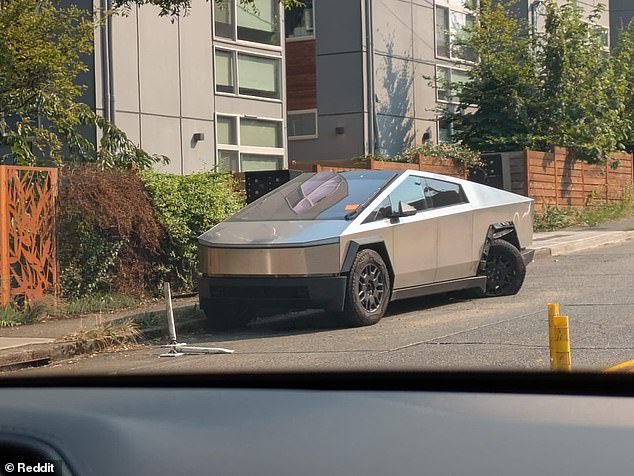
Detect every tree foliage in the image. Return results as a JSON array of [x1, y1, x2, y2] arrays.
[[0, 0, 166, 169], [447, 0, 631, 164], [114, 0, 301, 18]]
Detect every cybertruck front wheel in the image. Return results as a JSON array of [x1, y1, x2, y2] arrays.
[[342, 249, 391, 327]]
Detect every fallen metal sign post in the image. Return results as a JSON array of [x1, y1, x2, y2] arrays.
[[159, 282, 234, 358]]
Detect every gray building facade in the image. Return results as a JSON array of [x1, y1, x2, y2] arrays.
[[93, 0, 288, 174], [286, 0, 610, 166], [610, 0, 633, 48]]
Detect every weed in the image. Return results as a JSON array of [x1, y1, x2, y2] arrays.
[[60, 320, 141, 352], [0, 301, 50, 328]]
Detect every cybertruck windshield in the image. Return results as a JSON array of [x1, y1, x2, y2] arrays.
[[229, 171, 399, 221]]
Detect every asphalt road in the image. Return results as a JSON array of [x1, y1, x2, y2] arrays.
[[16, 240, 634, 375]]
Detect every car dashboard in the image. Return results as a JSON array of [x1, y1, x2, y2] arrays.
[[1, 372, 633, 476]]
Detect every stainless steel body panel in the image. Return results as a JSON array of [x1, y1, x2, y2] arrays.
[[200, 243, 341, 276], [199, 220, 348, 247]]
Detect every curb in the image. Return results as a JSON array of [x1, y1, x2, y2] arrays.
[[533, 231, 634, 258], [0, 306, 206, 372]]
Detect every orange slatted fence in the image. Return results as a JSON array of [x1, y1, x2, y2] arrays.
[[515, 148, 634, 211], [0, 166, 58, 306]]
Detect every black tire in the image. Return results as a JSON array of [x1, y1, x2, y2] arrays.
[[342, 249, 391, 327], [202, 301, 251, 331], [484, 239, 526, 297]]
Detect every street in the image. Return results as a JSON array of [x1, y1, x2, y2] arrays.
[[15, 239, 634, 376]]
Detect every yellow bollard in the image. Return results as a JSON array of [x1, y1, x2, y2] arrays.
[[548, 303, 571, 371]]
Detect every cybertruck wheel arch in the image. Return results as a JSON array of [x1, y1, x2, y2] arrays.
[[478, 222, 521, 275], [341, 239, 395, 284]]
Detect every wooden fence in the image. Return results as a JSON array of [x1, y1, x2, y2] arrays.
[[0, 166, 58, 306], [509, 148, 634, 211], [310, 155, 467, 178]]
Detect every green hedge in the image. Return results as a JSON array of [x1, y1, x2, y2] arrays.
[[139, 171, 245, 291], [57, 167, 245, 298]]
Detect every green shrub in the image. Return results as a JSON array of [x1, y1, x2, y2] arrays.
[[140, 171, 245, 291], [370, 143, 482, 169], [533, 204, 574, 231]]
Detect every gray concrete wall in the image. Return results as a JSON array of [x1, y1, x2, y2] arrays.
[[93, 0, 287, 174], [288, 0, 367, 164]]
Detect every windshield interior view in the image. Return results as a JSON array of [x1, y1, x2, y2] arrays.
[[2, 0, 634, 474]]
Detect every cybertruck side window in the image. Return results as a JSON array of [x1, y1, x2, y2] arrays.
[[424, 178, 468, 208], [388, 176, 429, 212]]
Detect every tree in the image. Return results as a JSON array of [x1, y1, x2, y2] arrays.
[[447, 0, 538, 152], [535, 1, 626, 163], [445, 0, 629, 164], [114, 0, 301, 18], [611, 20, 634, 152], [0, 0, 166, 168]]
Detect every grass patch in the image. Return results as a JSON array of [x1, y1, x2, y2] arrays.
[[60, 320, 141, 352], [0, 301, 50, 328], [133, 306, 204, 330], [534, 191, 634, 232], [52, 293, 140, 317]]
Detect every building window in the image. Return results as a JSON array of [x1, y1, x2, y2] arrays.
[[288, 110, 317, 139], [241, 154, 284, 171], [215, 50, 235, 93], [238, 0, 280, 45], [216, 115, 284, 172], [286, 0, 314, 39], [237, 53, 281, 99], [217, 115, 237, 145], [218, 150, 239, 172], [214, 50, 282, 100], [214, 0, 280, 46], [438, 116, 453, 143], [214, 0, 235, 39], [436, 66, 468, 103], [240, 118, 282, 147], [435, 0, 477, 62]]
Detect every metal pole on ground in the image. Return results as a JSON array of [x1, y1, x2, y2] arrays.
[[160, 282, 233, 358]]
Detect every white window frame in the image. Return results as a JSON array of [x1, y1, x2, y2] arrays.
[[287, 109, 318, 140], [213, 47, 283, 103], [213, 0, 283, 52], [434, 0, 478, 64], [215, 112, 285, 172], [285, 0, 316, 42], [435, 65, 469, 104]]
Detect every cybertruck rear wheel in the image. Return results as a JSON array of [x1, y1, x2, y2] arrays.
[[202, 302, 251, 331], [484, 239, 526, 296], [342, 249, 391, 327]]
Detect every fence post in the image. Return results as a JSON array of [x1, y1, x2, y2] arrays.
[[0, 166, 9, 307], [554, 149, 559, 208]]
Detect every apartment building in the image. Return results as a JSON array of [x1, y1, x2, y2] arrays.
[[92, 0, 287, 174], [285, 0, 610, 166]]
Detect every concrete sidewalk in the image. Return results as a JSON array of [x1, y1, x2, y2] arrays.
[[532, 214, 634, 257], [0, 297, 200, 370]]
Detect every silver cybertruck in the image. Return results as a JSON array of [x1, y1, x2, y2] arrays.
[[198, 170, 534, 328]]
